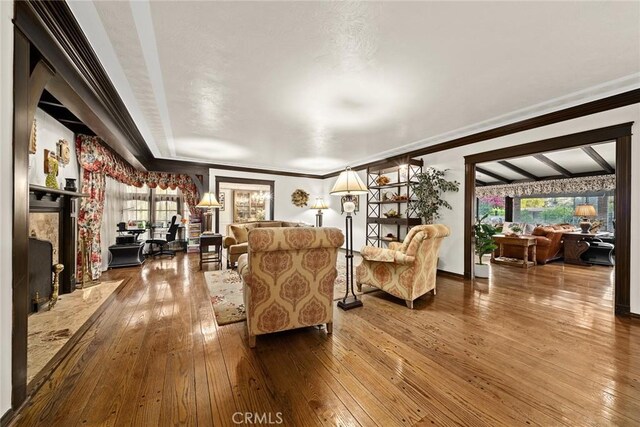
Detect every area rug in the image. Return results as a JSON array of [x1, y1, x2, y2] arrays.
[[27, 279, 124, 383], [204, 258, 376, 325]]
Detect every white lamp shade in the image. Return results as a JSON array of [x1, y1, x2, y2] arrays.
[[330, 168, 368, 196], [310, 197, 329, 210], [196, 192, 222, 208]]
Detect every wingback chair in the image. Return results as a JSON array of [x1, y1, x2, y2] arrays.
[[356, 224, 450, 309], [238, 227, 344, 348]]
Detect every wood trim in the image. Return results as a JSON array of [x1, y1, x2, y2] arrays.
[[436, 269, 465, 281], [464, 162, 476, 279], [464, 124, 633, 315], [213, 177, 276, 233], [0, 408, 15, 427], [505, 197, 514, 222], [582, 146, 615, 174], [615, 135, 632, 315], [476, 166, 511, 184], [498, 160, 539, 180], [533, 154, 573, 177], [12, 28, 30, 411], [465, 123, 633, 164], [27, 60, 53, 133]]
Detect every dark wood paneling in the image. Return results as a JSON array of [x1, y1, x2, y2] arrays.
[[615, 135, 632, 314], [465, 123, 633, 165], [498, 160, 539, 180], [476, 167, 511, 183], [582, 146, 615, 174], [533, 154, 573, 177], [12, 28, 30, 411], [214, 177, 276, 233], [505, 197, 514, 222], [464, 163, 475, 279]]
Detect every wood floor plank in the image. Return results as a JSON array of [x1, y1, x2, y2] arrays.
[[11, 253, 640, 427]]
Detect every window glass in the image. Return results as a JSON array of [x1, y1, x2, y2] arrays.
[[513, 194, 615, 231]]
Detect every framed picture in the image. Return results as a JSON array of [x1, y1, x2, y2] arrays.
[[340, 195, 359, 214], [219, 192, 225, 211]]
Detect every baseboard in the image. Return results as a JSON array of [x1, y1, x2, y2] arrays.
[[1, 408, 15, 427], [437, 269, 465, 280], [629, 312, 640, 319]]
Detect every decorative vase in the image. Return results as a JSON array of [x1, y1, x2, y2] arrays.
[[474, 263, 489, 278], [64, 178, 77, 192]]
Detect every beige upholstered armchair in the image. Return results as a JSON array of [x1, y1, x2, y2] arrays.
[[356, 224, 450, 309], [238, 227, 344, 348]]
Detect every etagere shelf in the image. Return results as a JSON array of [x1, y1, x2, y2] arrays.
[[366, 158, 423, 247]]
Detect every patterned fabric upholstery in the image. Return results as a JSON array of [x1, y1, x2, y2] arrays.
[[356, 224, 450, 308], [239, 227, 344, 347]]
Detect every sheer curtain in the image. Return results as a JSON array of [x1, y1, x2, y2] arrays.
[[100, 177, 127, 271]]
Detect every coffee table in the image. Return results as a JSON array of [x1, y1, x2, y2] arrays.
[[491, 236, 537, 268]]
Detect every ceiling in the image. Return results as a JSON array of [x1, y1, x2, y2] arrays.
[[67, 1, 640, 175], [476, 141, 616, 185]]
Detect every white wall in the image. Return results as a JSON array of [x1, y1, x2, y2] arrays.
[[28, 108, 79, 187], [415, 104, 640, 314], [209, 169, 324, 232], [0, 0, 13, 416]]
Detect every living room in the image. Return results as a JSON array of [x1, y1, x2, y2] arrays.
[[2, 1, 640, 426]]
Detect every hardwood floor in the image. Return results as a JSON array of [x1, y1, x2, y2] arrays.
[[11, 254, 639, 426]]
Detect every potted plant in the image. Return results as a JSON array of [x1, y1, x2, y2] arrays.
[[473, 214, 498, 278], [411, 168, 460, 224]]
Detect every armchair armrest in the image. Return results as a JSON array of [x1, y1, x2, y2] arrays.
[[360, 246, 415, 265], [224, 236, 237, 248], [237, 254, 250, 282], [388, 241, 402, 251]]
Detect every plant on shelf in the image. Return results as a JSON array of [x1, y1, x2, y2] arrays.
[[473, 214, 498, 278], [411, 167, 460, 224]]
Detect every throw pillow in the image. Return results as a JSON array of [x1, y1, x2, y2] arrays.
[[230, 223, 257, 244], [531, 227, 548, 236], [523, 223, 536, 235]]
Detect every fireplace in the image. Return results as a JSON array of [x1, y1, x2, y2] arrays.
[[29, 185, 82, 301]]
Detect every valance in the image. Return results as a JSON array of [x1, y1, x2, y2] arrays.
[[475, 175, 616, 198], [76, 134, 200, 210]]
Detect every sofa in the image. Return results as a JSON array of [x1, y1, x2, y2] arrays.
[[238, 227, 344, 348], [224, 220, 310, 268], [496, 224, 576, 264], [356, 224, 450, 309]]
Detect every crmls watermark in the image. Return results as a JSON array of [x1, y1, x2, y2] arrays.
[[232, 412, 284, 425]]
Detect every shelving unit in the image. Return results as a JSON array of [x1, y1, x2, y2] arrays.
[[366, 158, 423, 247], [187, 221, 202, 253]]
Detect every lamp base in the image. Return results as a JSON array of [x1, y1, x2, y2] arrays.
[[337, 297, 363, 310], [579, 220, 591, 233]]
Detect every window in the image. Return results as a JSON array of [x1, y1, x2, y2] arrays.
[[513, 194, 615, 231], [154, 187, 181, 225], [477, 195, 506, 224], [124, 185, 149, 225]]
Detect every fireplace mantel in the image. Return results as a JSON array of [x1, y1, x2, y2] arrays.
[[29, 184, 87, 201]]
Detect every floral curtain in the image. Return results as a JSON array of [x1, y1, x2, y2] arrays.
[[76, 134, 201, 279], [475, 175, 616, 198]]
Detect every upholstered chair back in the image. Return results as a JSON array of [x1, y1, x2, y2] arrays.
[[238, 227, 344, 347]]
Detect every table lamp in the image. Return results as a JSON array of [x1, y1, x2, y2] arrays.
[[330, 167, 368, 310], [196, 192, 222, 233], [310, 197, 329, 227], [575, 203, 596, 234]]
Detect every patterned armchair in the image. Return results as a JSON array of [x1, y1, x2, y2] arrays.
[[238, 227, 344, 348], [356, 224, 450, 309]]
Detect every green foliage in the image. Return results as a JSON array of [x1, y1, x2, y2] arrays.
[[474, 214, 498, 265], [411, 168, 460, 224]]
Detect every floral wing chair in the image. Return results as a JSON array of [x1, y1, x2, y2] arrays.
[[356, 224, 450, 309], [238, 227, 344, 348]]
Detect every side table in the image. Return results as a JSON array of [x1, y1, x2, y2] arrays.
[[491, 236, 537, 268], [108, 242, 145, 268], [200, 233, 223, 270]]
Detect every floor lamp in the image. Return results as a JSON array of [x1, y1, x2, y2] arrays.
[[330, 167, 368, 310], [310, 197, 328, 227], [196, 192, 222, 233]]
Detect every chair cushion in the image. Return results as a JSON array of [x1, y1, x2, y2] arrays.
[[532, 226, 553, 236], [229, 242, 248, 254], [257, 221, 282, 227]]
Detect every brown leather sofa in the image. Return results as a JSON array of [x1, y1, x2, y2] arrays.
[[496, 224, 575, 265], [223, 220, 310, 268]]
